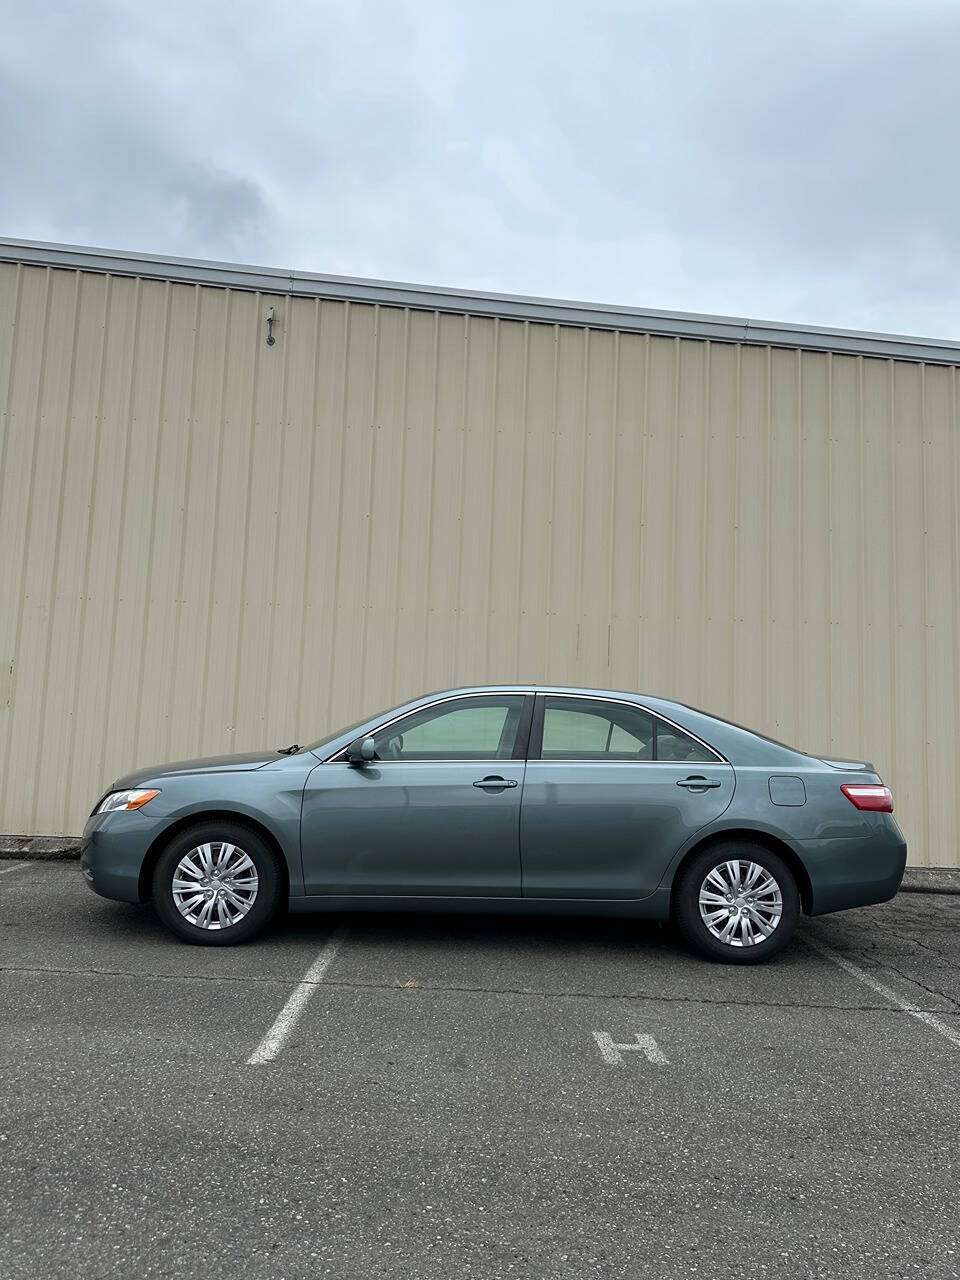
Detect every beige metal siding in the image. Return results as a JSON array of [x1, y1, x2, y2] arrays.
[[1, 261, 958, 866]]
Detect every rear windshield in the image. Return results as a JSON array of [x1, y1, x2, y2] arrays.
[[684, 706, 806, 756]]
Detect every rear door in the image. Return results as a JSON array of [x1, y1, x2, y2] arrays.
[[519, 694, 734, 899]]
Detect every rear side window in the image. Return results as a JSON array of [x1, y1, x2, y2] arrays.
[[539, 698, 654, 760], [655, 723, 717, 763], [536, 696, 718, 762]]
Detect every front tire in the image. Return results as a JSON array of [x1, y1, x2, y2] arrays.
[[152, 822, 283, 946], [673, 841, 799, 964]]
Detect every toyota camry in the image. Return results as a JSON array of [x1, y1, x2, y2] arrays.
[[81, 686, 907, 962]]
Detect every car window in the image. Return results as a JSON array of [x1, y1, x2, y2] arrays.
[[373, 696, 525, 761], [537, 696, 719, 762], [540, 698, 655, 760], [655, 723, 717, 763]]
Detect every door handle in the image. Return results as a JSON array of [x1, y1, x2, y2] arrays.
[[473, 776, 518, 790], [676, 776, 722, 790]]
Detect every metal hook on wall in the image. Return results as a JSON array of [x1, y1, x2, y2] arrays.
[[265, 307, 277, 346]]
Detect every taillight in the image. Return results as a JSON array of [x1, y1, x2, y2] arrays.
[[841, 783, 894, 813]]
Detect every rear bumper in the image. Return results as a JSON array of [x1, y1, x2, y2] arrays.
[[800, 818, 907, 915], [80, 809, 158, 903]]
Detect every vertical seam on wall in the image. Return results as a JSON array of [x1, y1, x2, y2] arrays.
[[62, 273, 111, 827], [607, 331, 621, 677], [0, 265, 24, 823], [196, 289, 233, 753], [358, 304, 382, 688], [637, 334, 651, 688], [951, 366, 960, 868], [452, 313, 470, 680], [293, 297, 323, 732], [762, 347, 772, 732], [730, 343, 741, 712], [483, 319, 501, 675], [164, 284, 203, 762], [388, 309, 411, 702], [919, 363, 931, 865], [668, 337, 681, 694], [825, 351, 833, 749], [544, 325, 560, 676], [697, 342, 712, 704], [1, 267, 52, 813], [515, 321, 531, 673], [324, 301, 352, 725], [420, 311, 441, 691], [794, 348, 802, 746], [0, 263, 24, 498], [96, 278, 142, 788], [575, 328, 590, 680], [131, 281, 173, 762], [229, 291, 264, 748], [856, 357, 866, 750], [262, 293, 294, 738], [887, 359, 898, 836], [29, 270, 82, 830]]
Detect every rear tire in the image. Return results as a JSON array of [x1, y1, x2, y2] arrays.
[[152, 822, 283, 946], [673, 840, 799, 964]]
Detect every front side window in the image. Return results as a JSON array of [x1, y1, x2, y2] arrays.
[[536, 696, 717, 762], [372, 696, 526, 761]]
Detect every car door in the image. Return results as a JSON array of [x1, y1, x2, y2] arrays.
[[519, 694, 734, 899], [300, 693, 532, 897]]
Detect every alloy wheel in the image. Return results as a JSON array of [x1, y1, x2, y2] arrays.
[[171, 841, 259, 931], [698, 859, 783, 948]]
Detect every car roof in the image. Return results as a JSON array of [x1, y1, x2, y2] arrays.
[[311, 685, 808, 767]]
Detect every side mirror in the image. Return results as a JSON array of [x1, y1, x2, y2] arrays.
[[347, 735, 376, 764]]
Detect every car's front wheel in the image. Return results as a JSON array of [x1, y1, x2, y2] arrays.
[[152, 822, 283, 945], [673, 841, 800, 963]]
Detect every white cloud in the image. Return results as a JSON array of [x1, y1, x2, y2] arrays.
[[1, 0, 958, 336]]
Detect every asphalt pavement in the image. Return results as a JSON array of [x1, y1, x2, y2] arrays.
[[2, 860, 960, 1279]]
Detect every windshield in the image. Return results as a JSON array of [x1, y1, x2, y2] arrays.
[[305, 703, 397, 754]]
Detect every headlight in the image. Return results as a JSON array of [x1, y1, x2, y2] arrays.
[[95, 788, 160, 814]]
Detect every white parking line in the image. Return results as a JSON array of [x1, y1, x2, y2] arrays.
[[593, 1031, 669, 1066], [803, 931, 960, 1051], [246, 929, 348, 1065], [0, 861, 29, 877]]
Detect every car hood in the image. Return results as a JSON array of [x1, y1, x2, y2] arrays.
[[112, 751, 280, 789]]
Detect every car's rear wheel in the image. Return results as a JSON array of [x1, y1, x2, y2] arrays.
[[673, 840, 799, 963], [152, 822, 282, 945]]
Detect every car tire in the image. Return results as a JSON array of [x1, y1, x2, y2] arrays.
[[152, 821, 283, 946], [673, 840, 800, 964]]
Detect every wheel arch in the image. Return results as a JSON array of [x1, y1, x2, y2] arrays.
[[138, 810, 291, 902], [669, 828, 813, 916]]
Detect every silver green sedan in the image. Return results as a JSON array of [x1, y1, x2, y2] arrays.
[[81, 686, 906, 963]]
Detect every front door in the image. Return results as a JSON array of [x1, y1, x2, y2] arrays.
[[300, 693, 532, 897], [520, 694, 734, 898]]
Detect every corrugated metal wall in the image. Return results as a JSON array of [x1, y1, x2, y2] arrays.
[[0, 260, 958, 864]]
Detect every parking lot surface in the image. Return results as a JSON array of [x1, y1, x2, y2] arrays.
[[2, 860, 960, 1279]]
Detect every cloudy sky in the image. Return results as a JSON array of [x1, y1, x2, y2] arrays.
[[1, 1, 958, 337]]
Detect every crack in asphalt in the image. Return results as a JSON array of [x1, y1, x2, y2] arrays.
[[877, 960, 960, 1009], [812, 924, 960, 1008], [2, 962, 959, 1016]]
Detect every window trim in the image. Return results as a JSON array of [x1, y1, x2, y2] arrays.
[[529, 693, 727, 765], [324, 691, 535, 764]]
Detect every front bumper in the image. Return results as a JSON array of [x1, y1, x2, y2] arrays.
[[80, 808, 159, 903], [801, 816, 908, 915]]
